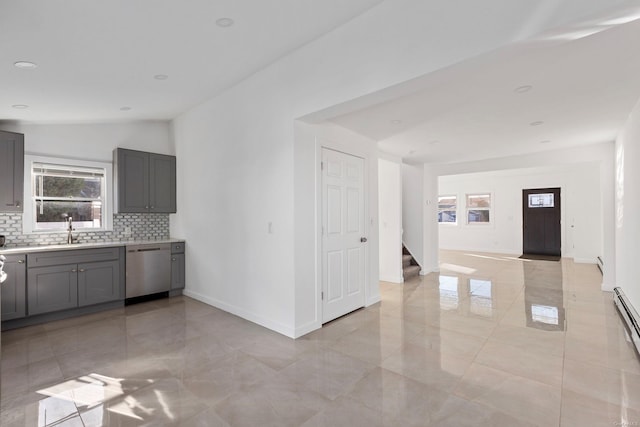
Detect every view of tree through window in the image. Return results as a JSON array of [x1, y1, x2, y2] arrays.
[[33, 163, 105, 230]]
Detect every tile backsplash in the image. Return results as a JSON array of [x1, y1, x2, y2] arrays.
[[0, 213, 170, 247]]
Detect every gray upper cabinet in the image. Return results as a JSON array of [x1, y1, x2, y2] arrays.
[[0, 130, 25, 213], [116, 148, 149, 212], [1, 254, 27, 321], [115, 148, 176, 213], [150, 153, 176, 213]]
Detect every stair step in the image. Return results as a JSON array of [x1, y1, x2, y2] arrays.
[[403, 265, 421, 280], [402, 254, 412, 267]]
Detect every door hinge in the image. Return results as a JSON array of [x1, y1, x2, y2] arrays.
[[321, 161, 324, 170], [321, 291, 324, 300]]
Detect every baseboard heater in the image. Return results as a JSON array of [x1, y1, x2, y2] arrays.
[[613, 287, 640, 354]]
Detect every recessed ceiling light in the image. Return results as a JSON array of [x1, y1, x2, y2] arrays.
[[540, 140, 551, 144], [391, 119, 402, 125], [514, 85, 532, 93], [120, 106, 132, 111], [154, 74, 168, 80], [216, 17, 234, 28], [12, 104, 29, 109], [14, 61, 37, 69], [530, 121, 544, 126]]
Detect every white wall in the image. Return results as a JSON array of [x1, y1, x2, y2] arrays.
[[379, 157, 403, 283], [438, 164, 602, 262], [423, 165, 440, 273], [402, 163, 424, 268], [0, 121, 172, 161], [615, 98, 640, 309], [170, 0, 624, 337]]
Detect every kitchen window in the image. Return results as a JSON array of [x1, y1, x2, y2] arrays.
[[466, 193, 491, 224], [23, 155, 112, 233], [438, 195, 457, 224]]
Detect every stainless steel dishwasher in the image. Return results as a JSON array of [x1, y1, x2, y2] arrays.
[[126, 243, 171, 299]]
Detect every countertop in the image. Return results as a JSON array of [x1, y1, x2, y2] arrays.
[[0, 238, 185, 256]]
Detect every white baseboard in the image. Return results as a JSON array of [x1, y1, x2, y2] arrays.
[[601, 282, 615, 292], [294, 320, 321, 338], [573, 257, 597, 264], [367, 294, 381, 306], [380, 274, 403, 283], [420, 266, 439, 275], [182, 289, 296, 338]]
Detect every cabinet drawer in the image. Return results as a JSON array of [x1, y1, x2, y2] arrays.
[[27, 247, 120, 268], [171, 242, 185, 254]]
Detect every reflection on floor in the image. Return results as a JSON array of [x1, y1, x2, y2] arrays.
[[2, 250, 639, 426]]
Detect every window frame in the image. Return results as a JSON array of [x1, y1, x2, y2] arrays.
[[23, 155, 113, 234], [437, 194, 458, 225], [465, 193, 492, 225]]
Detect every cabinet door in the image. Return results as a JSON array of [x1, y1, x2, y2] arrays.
[[78, 260, 121, 306], [149, 153, 176, 213], [171, 253, 185, 290], [1, 254, 27, 321], [117, 148, 150, 213], [0, 130, 25, 213], [27, 265, 78, 315]]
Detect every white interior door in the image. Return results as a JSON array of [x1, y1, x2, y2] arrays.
[[322, 148, 366, 323]]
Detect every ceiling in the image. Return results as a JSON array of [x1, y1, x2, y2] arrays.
[[3, 1, 640, 167], [328, 5, 640, 164], [0, 0, 382, 123]]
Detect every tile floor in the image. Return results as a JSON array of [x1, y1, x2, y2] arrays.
[[1, 250, 639, 426]]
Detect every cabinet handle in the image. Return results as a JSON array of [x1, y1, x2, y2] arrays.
[[18, 260, 24, 264], [16, 201, 21, 208], [71, 269, 77, 273], [79, 269, 86, 272], [172, 258, 176, 261], [145, 206, 149, 209], [151, 206, 155, 209]]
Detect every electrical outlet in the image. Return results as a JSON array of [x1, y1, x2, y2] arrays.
[[124, 226, 132, 237]]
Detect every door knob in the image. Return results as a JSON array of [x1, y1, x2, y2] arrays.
[[361, 237, 368, 243]]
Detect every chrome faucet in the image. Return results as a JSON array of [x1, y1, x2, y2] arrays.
[[67, 217, 76, 244]]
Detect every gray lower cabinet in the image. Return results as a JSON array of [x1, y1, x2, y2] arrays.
[[171, 242, 185, 290], [78, 260, 121, 306], [27, 264, 78, 315], [25, 248, 123, 316], [171, 254, 185, 290], [1, 254, 27, 321], [0, 130, 25, 213]]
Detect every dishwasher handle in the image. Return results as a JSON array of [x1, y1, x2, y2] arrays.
[[128, 247, 164, 253]]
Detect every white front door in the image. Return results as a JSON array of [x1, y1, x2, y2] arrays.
[[322, 148, 366, 323]]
